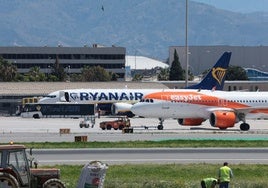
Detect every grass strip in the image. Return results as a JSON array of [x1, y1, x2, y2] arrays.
[[12, 140, 267, 187], [51, 163, 268, 188], [18, 140, 268, 149]]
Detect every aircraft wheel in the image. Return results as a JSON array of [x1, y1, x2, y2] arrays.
[[240, 123, 250, 131], [157, 125, 163, 130], [106, 125, 112, 130], [0, 172, 19, 188], [33, 113, 40, 119]]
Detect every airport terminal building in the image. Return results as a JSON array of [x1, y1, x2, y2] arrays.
[[0, 45, 126, 80]]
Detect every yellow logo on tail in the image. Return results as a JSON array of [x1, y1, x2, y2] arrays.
[[212, 67, 227, 85]]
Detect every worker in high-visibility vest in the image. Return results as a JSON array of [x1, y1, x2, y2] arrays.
[[201, 177, 218, 188], [218, 162, 233, 188]]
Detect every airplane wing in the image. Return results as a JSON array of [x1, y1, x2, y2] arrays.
[[201, 106, 268, 119], [235, 106, 268, 114], [199, 107, 235, 118]]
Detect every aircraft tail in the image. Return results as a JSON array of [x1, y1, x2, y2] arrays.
[[186, 51, 231, 90]]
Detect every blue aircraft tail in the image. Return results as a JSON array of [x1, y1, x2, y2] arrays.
[[186, 51, 231, 90]]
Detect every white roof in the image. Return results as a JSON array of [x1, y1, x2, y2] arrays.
[[125, 56, 169, 70]]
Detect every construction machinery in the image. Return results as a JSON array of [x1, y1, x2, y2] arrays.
[[0, 144, 65, 188]]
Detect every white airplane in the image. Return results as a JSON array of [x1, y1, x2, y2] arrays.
[[131, 89, 268, 131], [38, 52, 231, 117], [39, 88, 163, 117]]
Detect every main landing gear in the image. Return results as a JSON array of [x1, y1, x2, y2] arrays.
[[238, 113, 250, 131], [157, 118, 164, 130], [240, 122, 250, 131]]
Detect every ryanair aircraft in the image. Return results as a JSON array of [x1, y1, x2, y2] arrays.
[[39, 52, 231, 116]]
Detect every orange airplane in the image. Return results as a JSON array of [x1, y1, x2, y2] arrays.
[[131, 90, 268, 131]]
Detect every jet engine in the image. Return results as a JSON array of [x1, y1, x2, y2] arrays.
[[178, 118, 205, 126], [111, 103, 134, 117], [209, 111, 236, 129]]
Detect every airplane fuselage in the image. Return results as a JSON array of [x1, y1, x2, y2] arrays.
[[131, 90, 268, 120], [39, 89, 178, 104]]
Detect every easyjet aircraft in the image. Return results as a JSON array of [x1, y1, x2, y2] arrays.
[[131, 89, 268, 131], [38, 52, 231, 116]]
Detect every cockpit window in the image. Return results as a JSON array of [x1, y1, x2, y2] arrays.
[[46, 95, 56, 98], [140, 98, 154, 103]]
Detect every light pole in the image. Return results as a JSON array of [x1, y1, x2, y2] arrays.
[[135, 50, 137, 75], [185, 0, 189, 87]]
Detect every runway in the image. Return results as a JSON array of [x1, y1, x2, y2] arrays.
[[31, 148, 268, 165], [0, 116, 268, 143]]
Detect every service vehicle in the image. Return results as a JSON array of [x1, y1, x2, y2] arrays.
[[79, 116, 95, 128], [99, 116, 130, 130], [20, 103, 94, 118], [0, 144, 65, 188]]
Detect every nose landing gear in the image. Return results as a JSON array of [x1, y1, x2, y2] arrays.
[[157, 118, 164, 130]]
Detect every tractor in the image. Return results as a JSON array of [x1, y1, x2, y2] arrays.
[[0, 144, 65, 188], [99, 116, 131, 130]]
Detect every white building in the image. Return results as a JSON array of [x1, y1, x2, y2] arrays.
[[125, 56, 169, 81]]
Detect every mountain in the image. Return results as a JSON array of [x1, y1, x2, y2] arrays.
[[1, 0, 268, 60]]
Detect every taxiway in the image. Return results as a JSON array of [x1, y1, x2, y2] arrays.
[[0, 116, 267, 143]]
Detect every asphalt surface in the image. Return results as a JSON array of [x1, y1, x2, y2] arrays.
[[1, 116, 268, 143], [1, 116, 268, 165], [31, 148, 268, 165]]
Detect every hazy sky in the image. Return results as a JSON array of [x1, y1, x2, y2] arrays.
[[192, 0, 268, 13]]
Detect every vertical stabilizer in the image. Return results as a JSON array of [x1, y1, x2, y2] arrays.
[[186, 52, 231, 90]]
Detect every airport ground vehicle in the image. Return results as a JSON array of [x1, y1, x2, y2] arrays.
[[20, 103, 94, 118], [0, 144, 65, 188], [79, 116, 95, 128], [99, 116, 130, 130]]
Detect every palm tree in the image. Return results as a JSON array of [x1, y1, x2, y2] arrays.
[[28, 66, 46, 81], [0, 57, 17, 81], [157, 67, 169, 80]]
